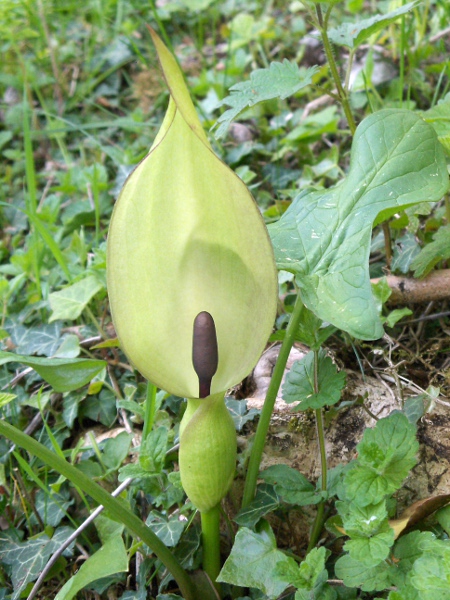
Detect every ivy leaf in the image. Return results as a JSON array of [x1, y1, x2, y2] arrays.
[[6, 322, 62, 357], [269, 109, 448, 340], [146, 511, 186, 547], [234, 484, 280, 527], [0, 350, 106, 392], [49, 275, 103, 322], [344, 413, 418, 506], [410, 225, 450, 278], [283, 349, 346, 410], [225, 397, 260, 431], [327, 1, 418, 49], [391, 233, 421, 274], [260, 464, 324, 506], [213, 60, 319, 139], [217, 526, 291, 599]]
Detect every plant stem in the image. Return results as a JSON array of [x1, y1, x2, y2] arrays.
[[242, 293, 305, 508], [307, 350, 328, 552], [142, 382, 157, 441], [316, 4, 357, 136], [201, 505, 222, 593], [0, 419, 197, 600]]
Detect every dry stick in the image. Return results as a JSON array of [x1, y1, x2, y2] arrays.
[[27, 477, 134, 600], [371, 270, 450, 305]]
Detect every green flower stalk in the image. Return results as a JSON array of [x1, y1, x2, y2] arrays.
[[107, 29, 277, 518]]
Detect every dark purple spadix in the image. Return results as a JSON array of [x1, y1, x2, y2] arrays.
[[192, 311, 218, 398]]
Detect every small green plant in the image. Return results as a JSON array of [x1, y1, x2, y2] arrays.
[[1, 1, 449, 599]]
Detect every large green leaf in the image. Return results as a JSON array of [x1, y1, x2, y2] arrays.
[[54, 535, 128, 600], [218, 526, 291, 598], [269, 109, 448, 340], [0, 350, 106, 392]]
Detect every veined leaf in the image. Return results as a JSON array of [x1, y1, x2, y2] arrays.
[[49, 275, 104, 322], [0, 350, 105, 392], [283, 348, 346, 410], [328, 1, 418, 49], [269, 109, 448, 340], [213, 60, 319, 139]]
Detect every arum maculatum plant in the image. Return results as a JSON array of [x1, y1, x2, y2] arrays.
[[107, 28, 278, 585]]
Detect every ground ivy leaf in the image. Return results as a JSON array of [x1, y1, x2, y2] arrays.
[[276, 546, 329, 590], [49, 275, 103, 322], [213, 60, 319, 139], [334, 554, 394, 591], [0, 350, 106, 392], [344, 413, 418, 505], [269, 109, 448, 340], [217, 527, 291, 599], [234, 483, 280, 527], [327, 1, 418, 49], [344, 521, 395, 567], [283, 348, 346, 410], [410, 544, 450, 596], [260, 464, 323, 505], [337, 499, 388, 537], [410, 224, 450, 278], [146, 511, 186, 547]]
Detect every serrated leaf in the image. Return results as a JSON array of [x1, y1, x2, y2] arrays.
[[410, 225, 450, 278], [234, 483, 280, 527], [410, 544, 450, 595], [49, 275, 103, 322], [344, 413, 418, 506], [259, 464, 323, 506], [327, 1, 418, 49], [217, 527, 291, 599], [344, 521, 395, 567], [0, 350, 106, 392], [139, 427, 168, 474], [146, 511, 186, 547], [334, 554, 394, 591], [225, 397, 260, 431], [296, 306, 337, 351], [54, 535, 128, 600], [276, 547, 329, 591], [269, 109, 448, 340], [283, 349, 346, 410], [213, 60, 319, 138]]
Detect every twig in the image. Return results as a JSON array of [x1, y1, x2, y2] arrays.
[[26, 477, 134, 600]]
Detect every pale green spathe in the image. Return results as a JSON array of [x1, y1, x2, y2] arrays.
[[107, 30, 277, 399]]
